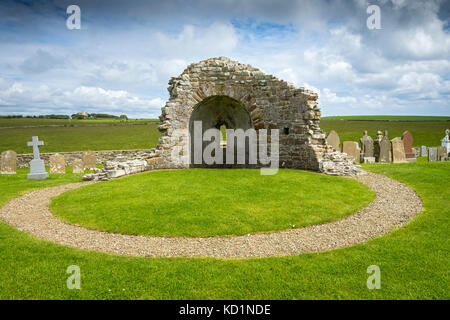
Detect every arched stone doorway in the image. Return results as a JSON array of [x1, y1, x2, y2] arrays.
[[188, 95, 253, 167], [148, 57, 363, 176]]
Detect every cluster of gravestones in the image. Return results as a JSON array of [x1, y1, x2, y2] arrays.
[[0, 136, 97, 179], [326, 129, 450, 164]]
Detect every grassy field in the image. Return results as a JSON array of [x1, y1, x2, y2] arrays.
[[0, 124, 161, 154], [320, 119, 448, 147], [0, 160, 448, 299], [0, 116, 448, 154], [322, 115, 450, 121], [0, 118, 159, 127], [51, 169, 373, 237]]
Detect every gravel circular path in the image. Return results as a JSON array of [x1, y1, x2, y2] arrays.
[[0, 172, 423, 259]]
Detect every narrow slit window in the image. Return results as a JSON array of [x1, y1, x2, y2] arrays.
[[220, 124, 227, 146]]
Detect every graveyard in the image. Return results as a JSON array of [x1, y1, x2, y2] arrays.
[[0, 110, 449, 298], [0, 57, 449, 299]]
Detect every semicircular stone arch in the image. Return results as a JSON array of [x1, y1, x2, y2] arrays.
[[148, 57, 362, 176], [188, 95, 254, 167]]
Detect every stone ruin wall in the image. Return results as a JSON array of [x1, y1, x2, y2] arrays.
[[15, 149, 154, 169], [7, 57, 360, 177], [146, 57, 361, 176]]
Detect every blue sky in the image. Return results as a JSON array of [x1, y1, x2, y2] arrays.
[[0, 0, 449, 118]]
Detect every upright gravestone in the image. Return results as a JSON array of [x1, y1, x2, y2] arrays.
[[83, 151, 96, 170], [437, 146, 448, 161], [360, 130, 374, 162], [420, 146, 427, 157], [27, 136, 48, 180], [342, 141, 360, 163], [326, 130, 341, 151], [428, 147, 438, 162], [391, 137, 407, 163], [72, 159, 84, 173], [0, 150, 17, 174], [373, 130, 383, 162], [441, 129, 450, 155], [49, 154, 66, 174], [379, 131, 392, 163], [402, 131, 416, 162]]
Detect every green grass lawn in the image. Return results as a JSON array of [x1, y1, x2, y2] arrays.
[[0, 161, 448, 299], [51, 169, 373, 237], [0, 124, 161, 154], [320, 119, 448, 147], [322, 115, 450, 121]]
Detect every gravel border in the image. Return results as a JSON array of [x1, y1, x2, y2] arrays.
[[0, 172, 423, 259]]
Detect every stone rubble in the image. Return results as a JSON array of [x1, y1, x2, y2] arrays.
[[83, 159, 149, 181]]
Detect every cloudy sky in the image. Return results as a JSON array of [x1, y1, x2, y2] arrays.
[[0, 0, 449, 118]]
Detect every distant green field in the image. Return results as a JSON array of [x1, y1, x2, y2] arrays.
[[0, 118, 159, 127], [320, 120, 448, 147], [322, 115, 450, 121], [0, 124, 161, 153], [0, 116, 447, 153]]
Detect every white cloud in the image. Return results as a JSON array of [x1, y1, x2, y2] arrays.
[[155, 23, 238, 59], [0, 0, 448, 118], [0, 79, 164, 118]]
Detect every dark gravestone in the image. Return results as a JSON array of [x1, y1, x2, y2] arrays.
[[360, 130, 374, 158], [373, 130, 383, 162], [402, 131, 415, 161]]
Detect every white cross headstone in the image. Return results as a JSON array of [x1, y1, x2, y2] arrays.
[[27, 136, 48, 180], [441, 129, 450, 155]]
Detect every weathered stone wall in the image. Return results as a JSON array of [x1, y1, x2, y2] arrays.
[[155, 56, 362, 175], [16, 149, 154, 168], [14, 57, 362, 176]]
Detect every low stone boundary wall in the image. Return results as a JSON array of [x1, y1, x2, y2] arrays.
[[16, 149, 153, 168]]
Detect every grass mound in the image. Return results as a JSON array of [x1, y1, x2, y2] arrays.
[[51, 169, 374, 237]]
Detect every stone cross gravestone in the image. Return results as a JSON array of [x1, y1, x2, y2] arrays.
[[420, 146, 427, 157], [342, 141, 360, 163], [49, 153, 66, 174], [27, 136, 48, 180], [379, 131, 392, 163], [326, 130, 340, 151], [428, 147, 438, 162], [401, 131, 415, 161], [360, 130, 374, 160], [83, 151, 96, 170], [72, 159, 84, 173], [0, 150, 17, 174], [391, 137, 407, 163], [441, 129, 450, 155]]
